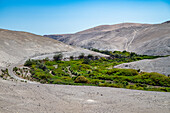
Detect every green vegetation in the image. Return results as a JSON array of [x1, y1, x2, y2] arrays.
[[13, 67, 32, 80], [53, 54, 63, 61], [91, 49, 163, 61], [0, 68, 13, 80], [21, 51, 170, 92]]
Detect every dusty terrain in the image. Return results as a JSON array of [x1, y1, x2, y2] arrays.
[[46, 21, 170, 56], [0, 79, 169, 113], [0, 29, 107, 68]]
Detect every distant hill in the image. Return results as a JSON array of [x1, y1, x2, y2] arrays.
[[0, 29, 106, 67], [45, 21, 170, 56]]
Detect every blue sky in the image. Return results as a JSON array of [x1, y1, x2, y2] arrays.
[[0, 0, 170, 35]]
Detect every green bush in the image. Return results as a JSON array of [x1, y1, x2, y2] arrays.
[[24, 59, 35, 66], [78, 53, 85, 59], [13, 67, 18, 72], [107, 68, 138, 76], [83, 58, 91, 64], [53, 54, 63, 61], [90, 79, 100, 85], [118, 69, 138, 76], [135, 72, 170, 86], [75, 76, 89, 83]]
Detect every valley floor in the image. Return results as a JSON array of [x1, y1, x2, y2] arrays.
[[0, 79, 169, 113]]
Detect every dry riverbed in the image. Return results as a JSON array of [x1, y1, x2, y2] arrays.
[[0, 79, 169, 113]]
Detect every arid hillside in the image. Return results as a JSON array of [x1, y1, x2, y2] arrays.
[[0, 29, 106, 68], [45, 21, 170, 56]]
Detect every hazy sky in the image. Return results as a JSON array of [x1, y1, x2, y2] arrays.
[[0, 0, 170, 35]]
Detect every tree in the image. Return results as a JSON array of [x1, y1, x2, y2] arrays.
[[87, 54, 94, 60], [24, 59, 33, 66], [78, 53, 85, 59], [53, 54, 63, 61], [70, 56, 74, 60]]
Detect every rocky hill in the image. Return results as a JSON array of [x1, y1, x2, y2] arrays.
[[45, 21, 170, 56], [0, 29, 107, 68]]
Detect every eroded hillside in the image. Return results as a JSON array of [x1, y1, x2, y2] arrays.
[[45, 22, 170, 56], [0, 29, 107, 67]]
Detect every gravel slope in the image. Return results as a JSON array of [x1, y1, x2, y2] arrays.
[[0, 79, 169, 113]]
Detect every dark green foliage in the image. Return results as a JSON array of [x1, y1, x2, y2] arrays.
[[53, 54, 63, 61], [91, 48, 162, 61], [83, 58, 91, 64], [132, 72, 170, 87], [0, 68, 11, 79], [70, 56, 74, 60], [13, 67, 18, 72], [78, 53, 85, 59], [87, 54, 94, 60], [24, 59, 33, 66]]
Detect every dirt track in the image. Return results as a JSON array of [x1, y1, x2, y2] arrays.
[[0, 79, 169, 113]]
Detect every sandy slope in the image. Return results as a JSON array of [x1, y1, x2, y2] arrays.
[[0, 79, 169, 113]]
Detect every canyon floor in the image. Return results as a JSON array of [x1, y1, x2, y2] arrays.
[[0, 79, 169, 113]]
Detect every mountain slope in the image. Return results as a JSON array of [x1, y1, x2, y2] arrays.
[[45, 22, 170, 56], [0, 29, 106, 67]]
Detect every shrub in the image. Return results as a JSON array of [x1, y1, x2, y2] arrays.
[[87, 54, 94, 60], [126, 84, 137, 89], [13, 67, 18, 72], [24, 59, 34, 66], [122, 81, 129, 86], [136, 87, 144, 90], [52, 79, 63, 84], [137, 72, 170, 86], [83, 59, 91, 64], [40, 79, 47, 84], [119, 69, 138, 76], [53, 54, 63, 61], [75, 76, 89, 83], [61, 76, 72, 81], [70, 56, 74, 60], [100, 57, 107, 61], [90, 79, 100, 85], [78, 53, 85, 59], [107, 68, 138, 76]]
